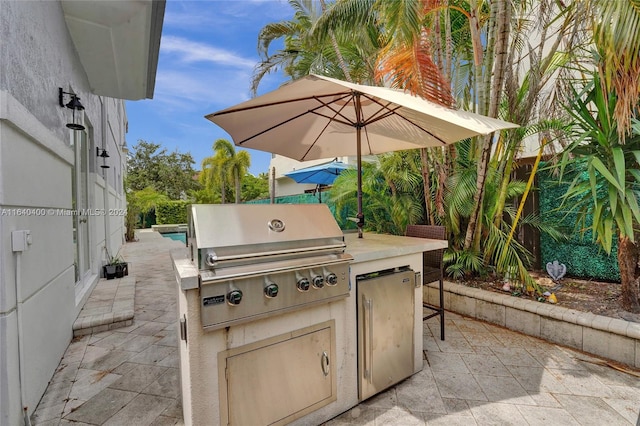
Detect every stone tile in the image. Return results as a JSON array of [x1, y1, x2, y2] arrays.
[[441, 398, 472, 416], [143, 368, 180, 399], [37, 380, 73, 409], [602, 397, 640, 424], [68, 368, 122, 401], [90, 331, 135, 350], [371, 406, 425, 425], [62, 397, 85, 417], [423, 335, 440, 352], [473, 374, 536, 405], [515, 405, 580, 425], [423, 412, 476, 425], [547, 368, 613, 398], [157, 350, 180, 368], [152, 416, 179, 426], [506, 366, 570, 394], [452, 319, 489, 333], [526, 348, 586, 371], [526, 391, 562, 408], [323, 405, 377, 425], [64, 388, 137, 425], [432, 371, 487, 401], [361, 388, 397, 409], [108, 363, 168, 392], [80, 349, 134, 372], [554, 394, 630, 426], [460, 331, 503, 348], [491, 347, 541, 367], [135, 309, 166, 322], [426, 352, 469, 373], [103, 393, 174, 426], [116, 334, 161, 352], [131, 321, 168, 336], [435, 338, 475, 354], [128, 345, 176, 365], [395, 371, 446, 414], [161, 399, 183, 419], [505, 307, 541, 337], [155, 332, 179, 347], [32, 402, 65, 423], [461, 353, 510, 377], [467, 401, 528, 425]]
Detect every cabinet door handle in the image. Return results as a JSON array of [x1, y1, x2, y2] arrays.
[[321, 351, 330, 376], [363, 296, 373, 383]]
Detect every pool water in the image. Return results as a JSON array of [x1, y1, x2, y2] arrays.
[[161, 232, 187, 244]]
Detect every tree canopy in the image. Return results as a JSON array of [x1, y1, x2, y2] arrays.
[[126, 140, 201, 200]]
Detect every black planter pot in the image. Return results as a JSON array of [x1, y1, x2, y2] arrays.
[[115, 262, 128, 278], [103, 265, 117, 280]]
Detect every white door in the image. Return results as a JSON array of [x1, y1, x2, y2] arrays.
[[72, 129, 91, 293]]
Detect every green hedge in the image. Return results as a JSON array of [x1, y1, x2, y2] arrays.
[[156, 200, 189, 225], [538, 165, 620, 282]]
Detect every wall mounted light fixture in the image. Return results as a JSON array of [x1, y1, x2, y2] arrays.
[[58, 88, 85, 131], [97, 147, 110, 169]]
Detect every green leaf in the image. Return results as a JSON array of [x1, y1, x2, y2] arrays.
[[626, 189, 640, 224], [608, 185, 618, 216], [612, 148, 626, 191], [591, 157, 623, 191]]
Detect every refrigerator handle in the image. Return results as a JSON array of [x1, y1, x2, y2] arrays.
[[414, 271, 421, 288], [363, 296, 373, 383]]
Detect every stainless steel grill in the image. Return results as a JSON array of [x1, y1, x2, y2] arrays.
[[188, 204, 353, 330]]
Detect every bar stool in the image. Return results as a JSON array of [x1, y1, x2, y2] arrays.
[[406, 225, 446, 340]]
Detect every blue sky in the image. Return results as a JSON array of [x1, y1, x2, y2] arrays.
[[125, 0, 291, 176]]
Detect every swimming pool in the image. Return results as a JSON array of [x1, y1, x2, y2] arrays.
[[161, 232, 187, 244]]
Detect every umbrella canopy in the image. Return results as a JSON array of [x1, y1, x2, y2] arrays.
[[284, 160, 351, 186], [207, 74, 518, 237]]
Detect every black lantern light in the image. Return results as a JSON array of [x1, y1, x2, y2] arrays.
[[59, 88, 85, 131]]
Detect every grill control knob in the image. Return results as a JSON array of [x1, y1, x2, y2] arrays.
[[227, 290, 243, 306], [264, 283, 279, 298], [312, 275, 324, 289], [325, 273, 338, 286], [297, 277, 310, 292]]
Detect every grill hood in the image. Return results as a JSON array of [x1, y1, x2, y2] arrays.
[[189, 204, 347, 270]]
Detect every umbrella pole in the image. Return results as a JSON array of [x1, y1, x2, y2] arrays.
[[356, 125, 364, 238]]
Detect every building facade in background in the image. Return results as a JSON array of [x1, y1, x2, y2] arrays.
[[0, 1, 164, 424]]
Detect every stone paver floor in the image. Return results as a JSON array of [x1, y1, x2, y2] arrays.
[[33, 231, 640, 425]]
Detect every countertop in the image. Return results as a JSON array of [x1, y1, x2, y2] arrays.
[[344, 232, 447, 264]]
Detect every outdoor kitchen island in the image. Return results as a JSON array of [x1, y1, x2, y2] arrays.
[[172, 206, 447, 426]]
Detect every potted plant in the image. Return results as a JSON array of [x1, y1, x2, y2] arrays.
[[103, 248, 128, 279]]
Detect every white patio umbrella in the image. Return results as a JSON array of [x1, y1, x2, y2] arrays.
[[206, 74, 518, 237]]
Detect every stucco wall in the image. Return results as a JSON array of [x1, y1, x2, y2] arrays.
[[0, 2, 128, 424]]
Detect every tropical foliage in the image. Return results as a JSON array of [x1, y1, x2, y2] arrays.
[[253, 0, 640, 309], [127, 140, 200, 200], [199, 139, 252, 204], [556, 73, 640, 312]]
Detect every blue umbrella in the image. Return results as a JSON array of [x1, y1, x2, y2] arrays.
[[284, 160, 352, 202], [284, 160, 351, 185]]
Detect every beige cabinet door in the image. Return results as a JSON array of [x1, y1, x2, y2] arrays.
[[224, 325, 334, 425]]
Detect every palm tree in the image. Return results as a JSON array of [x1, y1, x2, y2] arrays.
[[200, 139, 251, 204], [590, 0, 640, 138], [230, 150, 251, 203], [558, 73, 640, 312]]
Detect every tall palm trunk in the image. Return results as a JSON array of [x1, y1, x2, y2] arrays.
[[464, 0, 511, 250], [617, 235, 640, 312], [235, 171, 241, 204]]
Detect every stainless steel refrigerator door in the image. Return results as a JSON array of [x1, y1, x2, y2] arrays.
[[357, 269, 415, 401]]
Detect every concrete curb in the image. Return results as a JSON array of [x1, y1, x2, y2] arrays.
[[425, 281, 640, 368]]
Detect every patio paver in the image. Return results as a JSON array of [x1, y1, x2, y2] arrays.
[[32, 231, 640, 425]]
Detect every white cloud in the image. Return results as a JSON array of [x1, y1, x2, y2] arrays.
[[161, 35, 255, 68]]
